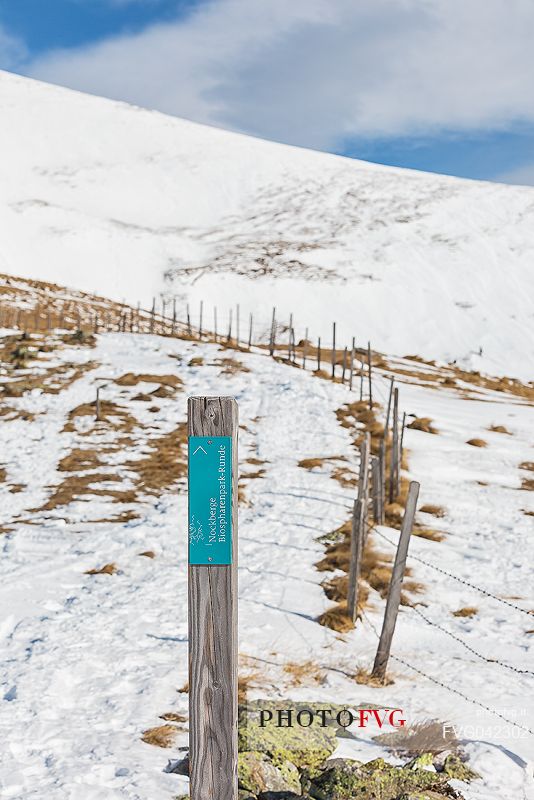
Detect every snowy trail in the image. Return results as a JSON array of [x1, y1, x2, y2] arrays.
[[0, 330, 533, 799]]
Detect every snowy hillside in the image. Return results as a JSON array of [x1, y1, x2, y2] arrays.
[[1, 69, 534, 379], [1, 286, 533, 798]]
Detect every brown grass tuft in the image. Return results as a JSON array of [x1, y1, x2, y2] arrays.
[[353, 667, 393, 687], [141, 724, 178, 748], [375, 718, 458, 755], [318, 603, 354, 633], [419, 504, 446, 518], [466, 438, 487, 448], [521, 479, 534, 491], [407, 417, 438, 434], [188, 357, 204, 367], [159, 712, 187, 723], [238, 672, 260, 703], [413, 525, 446, 542], [520, 462, 534, 472], [126, 423, 188, 495], [85, 563, 117, 576], [452, 606, 478, 618], [488, 425, 512, 435], [283, 661, 325, 687], [215, 357, 250, 375], [139, 551, 155, 558]]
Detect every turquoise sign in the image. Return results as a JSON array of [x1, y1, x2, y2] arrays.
[[188, 435, 233, 565]]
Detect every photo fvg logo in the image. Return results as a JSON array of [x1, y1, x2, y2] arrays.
[[259, 707, 406, 730]]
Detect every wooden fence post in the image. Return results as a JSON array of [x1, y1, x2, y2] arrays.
[[331, 322, 336, 379], [349, 338, 355, 391], [187, 304, 192, 336], [371, 481, 420, 681], [188, 397, 238, 800], [199, 300, 203, 339], [341, 346, 347, 384], [303, 327, 308, 370], [367, 341, 373, 409], [227, 308, 233, 344], [383, 378, 394, 443], [236, 304, 240, 347], [347, 433, 370, 621], [389, 388, 399, 503], [172, 299, 177, 336], [371, 456, 381, 524], [214, 306, 218, 342], [378, 439, 386, 525], [317, 337, 321, 371], [398, 411, 406, 497], [248, 313, 253, 349], [150, 298, 155, 334], [269, 307, 276, 357]]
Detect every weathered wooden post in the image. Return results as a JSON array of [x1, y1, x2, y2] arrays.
[[172, 299, 177, 336], [95, 384, 102, 421], [367, 341, 373, 409], [150, 298, 156, 334], [347, 433, 370, 622], [341, 346, 347, 384], [236, 304, 240, 346], [378, 439, 386, 525], [302, 327, 308, 370], [331, 322, 336, 379], [269, 307, 276, 357], [248, 313, 253, 349], [371, 481, 420, 681], [398, 411, 406, 498], [389, 388, 399, 503], [371, 456, 381, 524], [227, 308, 233, 344], [317, 337, 321, 371], [288, 313, 293, 361], [187, 304, 192, 336], [199, 300, 204, 339], [383, 378, 395, 443], [213, 306, 218, 342], [349, 338, 355, 391], [188, 397, 238, 800]]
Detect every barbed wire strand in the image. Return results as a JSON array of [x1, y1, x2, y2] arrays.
[[406, 604, 534, 677], [371, 526, 534, 619], [361, 611, 534, 737]]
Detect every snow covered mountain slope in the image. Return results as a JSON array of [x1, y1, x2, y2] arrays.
[[1, 69, 534, 378]]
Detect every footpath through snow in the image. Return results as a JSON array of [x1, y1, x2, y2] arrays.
[[0, 329, 533, 799]]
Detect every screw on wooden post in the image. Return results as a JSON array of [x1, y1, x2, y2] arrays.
[[188, 397, 238, 800], [349, 338, 355, 391], [331, 322, 336, 379], [367, 341, 373, 409], [389, 388, 399, 503], [248, 313, 253, 349], [371, 481, 420, 682], [347, 433, 370, 621], [269, 307, 276, 356], [317, 337, 321, 372], [199, 300, 203, 339]]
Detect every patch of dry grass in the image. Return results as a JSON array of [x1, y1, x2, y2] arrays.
[[126, 423, 188, 495], [452, 606, 478, 618], [413, 524, 446, 542], [141, 724, 179, 748], [215, 357, 251, 375], [407, 417, 439, 434], [35, 473, 135, 511], [318, 602, 354, 633], [0, 467, 6, 483], [58, 448, 103, 472], [488, 424, 512, 435], [520, 462, 534, 472], [353, 667, 393, 687], [2, 362, 96, 398], [283, 660, 325, 687], [419, 504, 446, 518], [521, 479, 534, 491], [139, 550, 155, 558], [85, 563, 117, 576], [63, 400, 137, 435], [466, 438, 488, 448], [375, 718, 458, 755], [188, 356, 204, 367], [159, 712, 187, 723]]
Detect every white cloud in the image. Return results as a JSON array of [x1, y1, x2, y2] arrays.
[[22, 0, 534, 150], [0, 24, 27, 68], [496, 162, 534, 186]]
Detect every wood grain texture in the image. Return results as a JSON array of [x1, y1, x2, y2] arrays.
[[347, 433, 370, 621], [372, 481, 419, 680], [188, 396, 238, 800]]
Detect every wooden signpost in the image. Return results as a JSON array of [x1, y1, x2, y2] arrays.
[[188, 397, 238, 800]]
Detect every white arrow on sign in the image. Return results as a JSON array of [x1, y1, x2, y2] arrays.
[[193, 445, 207, 456]]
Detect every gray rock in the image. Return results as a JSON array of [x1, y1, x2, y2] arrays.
[[238, 751, 301, 796]]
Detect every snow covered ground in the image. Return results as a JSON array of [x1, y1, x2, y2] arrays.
[[1, 69, 534, 378], [0, 326, 532, 799]]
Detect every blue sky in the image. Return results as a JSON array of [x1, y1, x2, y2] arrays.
[[1, 0, 534, 185]]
